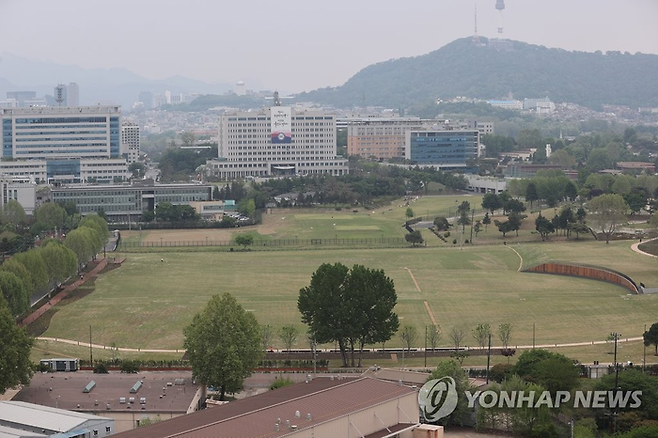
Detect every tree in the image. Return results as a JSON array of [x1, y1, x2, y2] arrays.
[[595, 369, 658, 424], [644, 322, 658, 355], [472, 323, 491, 349], [512, 349, 580, 395], [507, 212, 526, 236], [535, 214, 555, 241], [456, 207, 471, 233], [427, 360, 473, 426], [433, 216, 450, 231], [0, 259, 33, 299], [427, 326, 441, 354], [0, 297, 33, 394], [260, 324, 274, 352], [183, 293, 261, 400], [473, 221, 482, 237], [482, 193, 503, 215], [12, 251, 48, 292], [79, 214, 110, 243], [405, 207, 414, 219], [39, 243, 77, 287], [2, 200, 27, 230], [494, 219, 514, 238], [298, 263, 399, 367], [498, 323, 513, 348], [525, 182, 538, 209], [0, 271, 29, 316], [400, 325, 418, 352], [279, 325, 298, 352], [482, 212, 491, 231], [234, 234, 254, 250], [587, 193, 628, 243], [34, 202, 67, 232], [405, 230, 424, 246], [449, 326, 466, 350], [64, 228, 96, 269], [238, 198, 256, 217]]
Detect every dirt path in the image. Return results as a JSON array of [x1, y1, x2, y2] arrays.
[[631, 236, 658, 258], [20, 258, 110, 327]]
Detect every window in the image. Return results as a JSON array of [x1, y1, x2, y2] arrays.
[[93, 430, 99, 436], [105, 426, 111, 433]]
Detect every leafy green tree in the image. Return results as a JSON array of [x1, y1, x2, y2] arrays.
[[260, 324, 274, 352], [433, 216, 450, 231], [0, 259, 33, 298], [405, 230, 424, 246], [79, 214, 110, 243], [279, 325, 299, 352], [456, 201, 471, 232], [472, 323, 492, 348], [64, 228, 96, 269], [428, 360, 473, 426], [400, 325, 418, 352], [525, 182, 539, 209], [644, 322, 658, 355], [512, 349, 580, 395], [1, 200, 27, 230], [40, 243, 78, 287], [587, 193, 628, 243], [0, 297, 33, 394], [234, 234, 254, 249], [298, 263, 399, 367], [498, 323, 513, 349], [595, 369, 658, 424], [183, 293, 261, 400], [0, 271, 29, 316], [482, 193, 502, 215], [494, 218, 514, 238], [482, 212, 491, 231], [535, 214, 555, 241], [405, 207, 414, 219], [473, 221, 482, 237], [34, 202, 67, 232], [238, 198, 256, 217], [12, 251, 48, 292]]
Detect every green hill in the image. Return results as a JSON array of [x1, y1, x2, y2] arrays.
[[298, 37, 658, 110]]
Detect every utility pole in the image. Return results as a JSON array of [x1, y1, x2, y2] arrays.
[[89, 325, 93, 366], [424, 326, 427, 368], [470, 208, 475, 243], [486, 333, 492, 384]]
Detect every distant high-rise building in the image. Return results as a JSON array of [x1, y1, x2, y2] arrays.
[[121, 122, 140, 163], [67, 83, 80, 106], [54, 84, 67, 106], [235, 81, 246, 96]]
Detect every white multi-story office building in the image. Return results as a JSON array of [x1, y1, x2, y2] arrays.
[[121, 121, 140, 163], [207, 106, 349, 179], [0, 106, 129, 183], [67, 82, 80, 107]]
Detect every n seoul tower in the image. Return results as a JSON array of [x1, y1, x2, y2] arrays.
[[496, 0, 505, 35]]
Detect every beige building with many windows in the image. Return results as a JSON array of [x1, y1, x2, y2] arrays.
[[207, 107, 348, 179]]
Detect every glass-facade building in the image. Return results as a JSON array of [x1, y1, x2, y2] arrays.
[[405, 130, 478, 166], [0, 106, 127, 183], [51, 183, 213, 221]]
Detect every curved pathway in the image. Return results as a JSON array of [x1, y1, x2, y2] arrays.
[[631, 236, 658, 258], [36, 336, 644, 355], [507, 245, 524, 272]]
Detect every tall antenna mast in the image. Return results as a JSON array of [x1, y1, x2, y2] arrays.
[[472, 3, 480, 44]]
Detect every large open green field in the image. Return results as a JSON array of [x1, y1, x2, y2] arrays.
[[41, 239, 658, 355]]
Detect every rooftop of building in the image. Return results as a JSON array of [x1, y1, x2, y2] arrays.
[[114, 376, 417, 438], [13, 371, 199, 414], [1, 105, 120, 115], [0, 400, 108, 433]]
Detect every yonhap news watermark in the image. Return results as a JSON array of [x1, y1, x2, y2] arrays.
[[419, 378, 642, 422]]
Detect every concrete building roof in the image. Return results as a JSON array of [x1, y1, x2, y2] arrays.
[[13, 371, 200, 414], [0, 401, 103, 433], [0, 424, 47, 438], [360, 367, 429, 386], [114, 377, 417, 438]]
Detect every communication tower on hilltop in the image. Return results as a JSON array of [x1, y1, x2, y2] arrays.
[[495, 0, 505, 35], [472, 4, 480, 44]]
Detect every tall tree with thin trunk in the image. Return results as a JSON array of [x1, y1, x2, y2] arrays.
[[587, 194, 628, 244]]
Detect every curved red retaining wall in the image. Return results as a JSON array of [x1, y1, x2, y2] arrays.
[[525, 263, 639, 294]]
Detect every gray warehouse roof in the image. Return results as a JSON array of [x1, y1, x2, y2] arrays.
[[0, 401, 104, 433]]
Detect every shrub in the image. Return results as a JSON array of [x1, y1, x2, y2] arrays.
[[269, 376, 294, 390], [120, 360, 139, 373], [93, 362, 109, 374]]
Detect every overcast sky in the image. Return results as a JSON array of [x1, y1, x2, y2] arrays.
[[1, 0, 657, 93]]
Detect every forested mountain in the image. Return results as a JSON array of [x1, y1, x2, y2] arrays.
[[298, 37, 658, 110]]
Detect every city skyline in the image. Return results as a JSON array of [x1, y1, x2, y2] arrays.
[[1, 0, 657, 94]]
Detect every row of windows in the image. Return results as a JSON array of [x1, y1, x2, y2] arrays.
[[14, 130, 107, 135], [13, 117, 108, 124], [15, 136, 108, 142]]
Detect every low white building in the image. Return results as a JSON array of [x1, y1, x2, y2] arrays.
[[0, 401, 115, 437], [0, 177, 37, 215]]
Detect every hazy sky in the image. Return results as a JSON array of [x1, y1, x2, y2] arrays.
[[1, 0, 657, 93]]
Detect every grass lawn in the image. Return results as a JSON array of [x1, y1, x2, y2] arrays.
[[41, 240, 658, 353]]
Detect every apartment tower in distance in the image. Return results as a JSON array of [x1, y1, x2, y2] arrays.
[[207, 95, 348, 179], [121, 121, 140, 163]]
